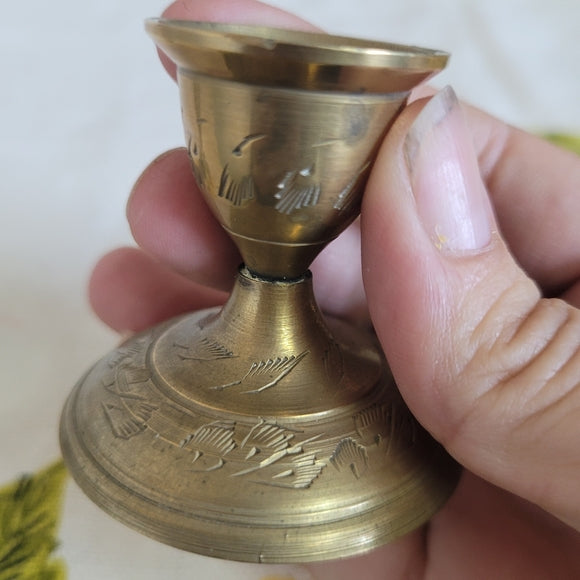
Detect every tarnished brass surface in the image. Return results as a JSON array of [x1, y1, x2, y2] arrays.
[[60, 20, 459, 563]]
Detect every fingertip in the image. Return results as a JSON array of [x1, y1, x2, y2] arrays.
[[88, 247, 145, 332], [126, 147, 239, 290], [161, 0, 319, 29], [89, 247, 226, 333], [126, 147, 185, 221]]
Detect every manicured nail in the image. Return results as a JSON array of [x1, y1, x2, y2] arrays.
[[404, 86, 492, 253]]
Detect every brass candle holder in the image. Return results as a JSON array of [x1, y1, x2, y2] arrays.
[[60, 20, 459, 563]]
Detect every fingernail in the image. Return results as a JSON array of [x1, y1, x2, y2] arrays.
[[404, 86, 492, 253]]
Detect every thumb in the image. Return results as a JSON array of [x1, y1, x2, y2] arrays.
[[362, 86, 580, 529]]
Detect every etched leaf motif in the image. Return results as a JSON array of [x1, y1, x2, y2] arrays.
[[105, 336, 149, 370], [102, 402, 145, 439], [186, 119, 211, 189], [214, 351, 308, 393], [217, 134, 266, 206], [353, 402, 393, 445], [175, 338, 235, 361], [333, 161, 370, 211], [231, 133, 266, 156], [0, 461, 67, 580], [330, 437, 369, 479], [267, 452, 326, 489], [219, 164, 256, 206], [102, 340, 150, 400], [185, 422, 237, 455], [354, 401, 418, 455], [239, 420, 295, 453], [100, 344, 158, 440], [232, 420, 322, 478], [274, 166, 321, 215], [102, 400, 158, 440], [182, 422, 236, 472]]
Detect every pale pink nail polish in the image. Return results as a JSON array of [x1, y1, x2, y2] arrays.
[[404, 86, 492, 253]]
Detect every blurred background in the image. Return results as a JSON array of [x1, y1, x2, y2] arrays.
[[1, 0, 579, 577]]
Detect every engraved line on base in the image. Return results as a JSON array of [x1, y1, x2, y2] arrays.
[[174, 338, 236, 361], [211, 350, 309, 393], [255, 452, 327, 489], [330, 437, 369, 479], [231, 432, 323, 477]]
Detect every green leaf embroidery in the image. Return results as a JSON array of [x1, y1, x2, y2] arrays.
[[543, 133, 580, 156], [0, 460, 67, 580]]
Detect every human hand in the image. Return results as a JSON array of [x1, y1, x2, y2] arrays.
[[89, 1, 580, 578]]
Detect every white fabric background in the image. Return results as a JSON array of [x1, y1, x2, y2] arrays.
[[1, 0, 579, 577]]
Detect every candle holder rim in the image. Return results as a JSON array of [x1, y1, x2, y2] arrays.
[[145, 18, 449, 74]]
